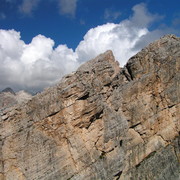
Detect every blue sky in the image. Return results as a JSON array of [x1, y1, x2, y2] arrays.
[[0, 0, 179, 92], [1, 0, 179, 48]]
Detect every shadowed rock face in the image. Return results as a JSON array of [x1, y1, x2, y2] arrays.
[[0, 35, 179, 180]]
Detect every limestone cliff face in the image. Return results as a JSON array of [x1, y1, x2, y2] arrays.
[[0, 35, 179, 180]]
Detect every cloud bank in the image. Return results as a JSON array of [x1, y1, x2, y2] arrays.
[[0, 3, 176, 92]]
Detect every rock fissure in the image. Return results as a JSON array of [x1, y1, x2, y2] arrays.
[[125, 64, 134, 80], [66, 138, 78, 170], [114, 170, 123, 180], [86, 109, 104, 129]]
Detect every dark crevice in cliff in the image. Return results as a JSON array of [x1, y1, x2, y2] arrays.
[[99, 151, 106, 159], [99, 147, 116, 160], [77, 92, 89, 100], [157, 134, 168, 144], [129, 122, 141, 129], [167, 104, 176, 108], [126, 64, 134, 80], [94, 136, 101, 151], [122, 69, 132, 81], [158, 103, 178, 113], [119, 140, 123, 146], [86, 109, 104, 129], [90, 109, 103, 122], [48, 111, 59, 117], [114, 171, 122, 180], [104, 82, 112, 87], [67, 175, 74, 180]]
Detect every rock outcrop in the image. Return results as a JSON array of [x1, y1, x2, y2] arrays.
[[0, 35, 179, 180]]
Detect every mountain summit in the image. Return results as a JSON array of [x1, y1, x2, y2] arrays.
[[0, 35, 179, 180]]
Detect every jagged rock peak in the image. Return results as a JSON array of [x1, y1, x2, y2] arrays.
[[0, 35, 179, 180], [77, 50, 119, 71]]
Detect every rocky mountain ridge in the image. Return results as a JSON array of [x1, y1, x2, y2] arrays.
[[0, 34, 179, 180]]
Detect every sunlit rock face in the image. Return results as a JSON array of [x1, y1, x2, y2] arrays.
[[0, 35, 179, 180]]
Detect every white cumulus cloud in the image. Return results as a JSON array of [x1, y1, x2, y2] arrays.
[[0, 3, 176, 92], [21, 35, 54, 64], [0, 29, 79, 92]]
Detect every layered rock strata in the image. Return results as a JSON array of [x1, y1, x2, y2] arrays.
[[0, 35, 179, 180]]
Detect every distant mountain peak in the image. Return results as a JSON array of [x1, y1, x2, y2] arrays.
[[0, 88, 32, 111], [1, 87, 15, 95]]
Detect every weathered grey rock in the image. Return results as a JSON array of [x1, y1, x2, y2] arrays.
[[0, 35, 179, 180]]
